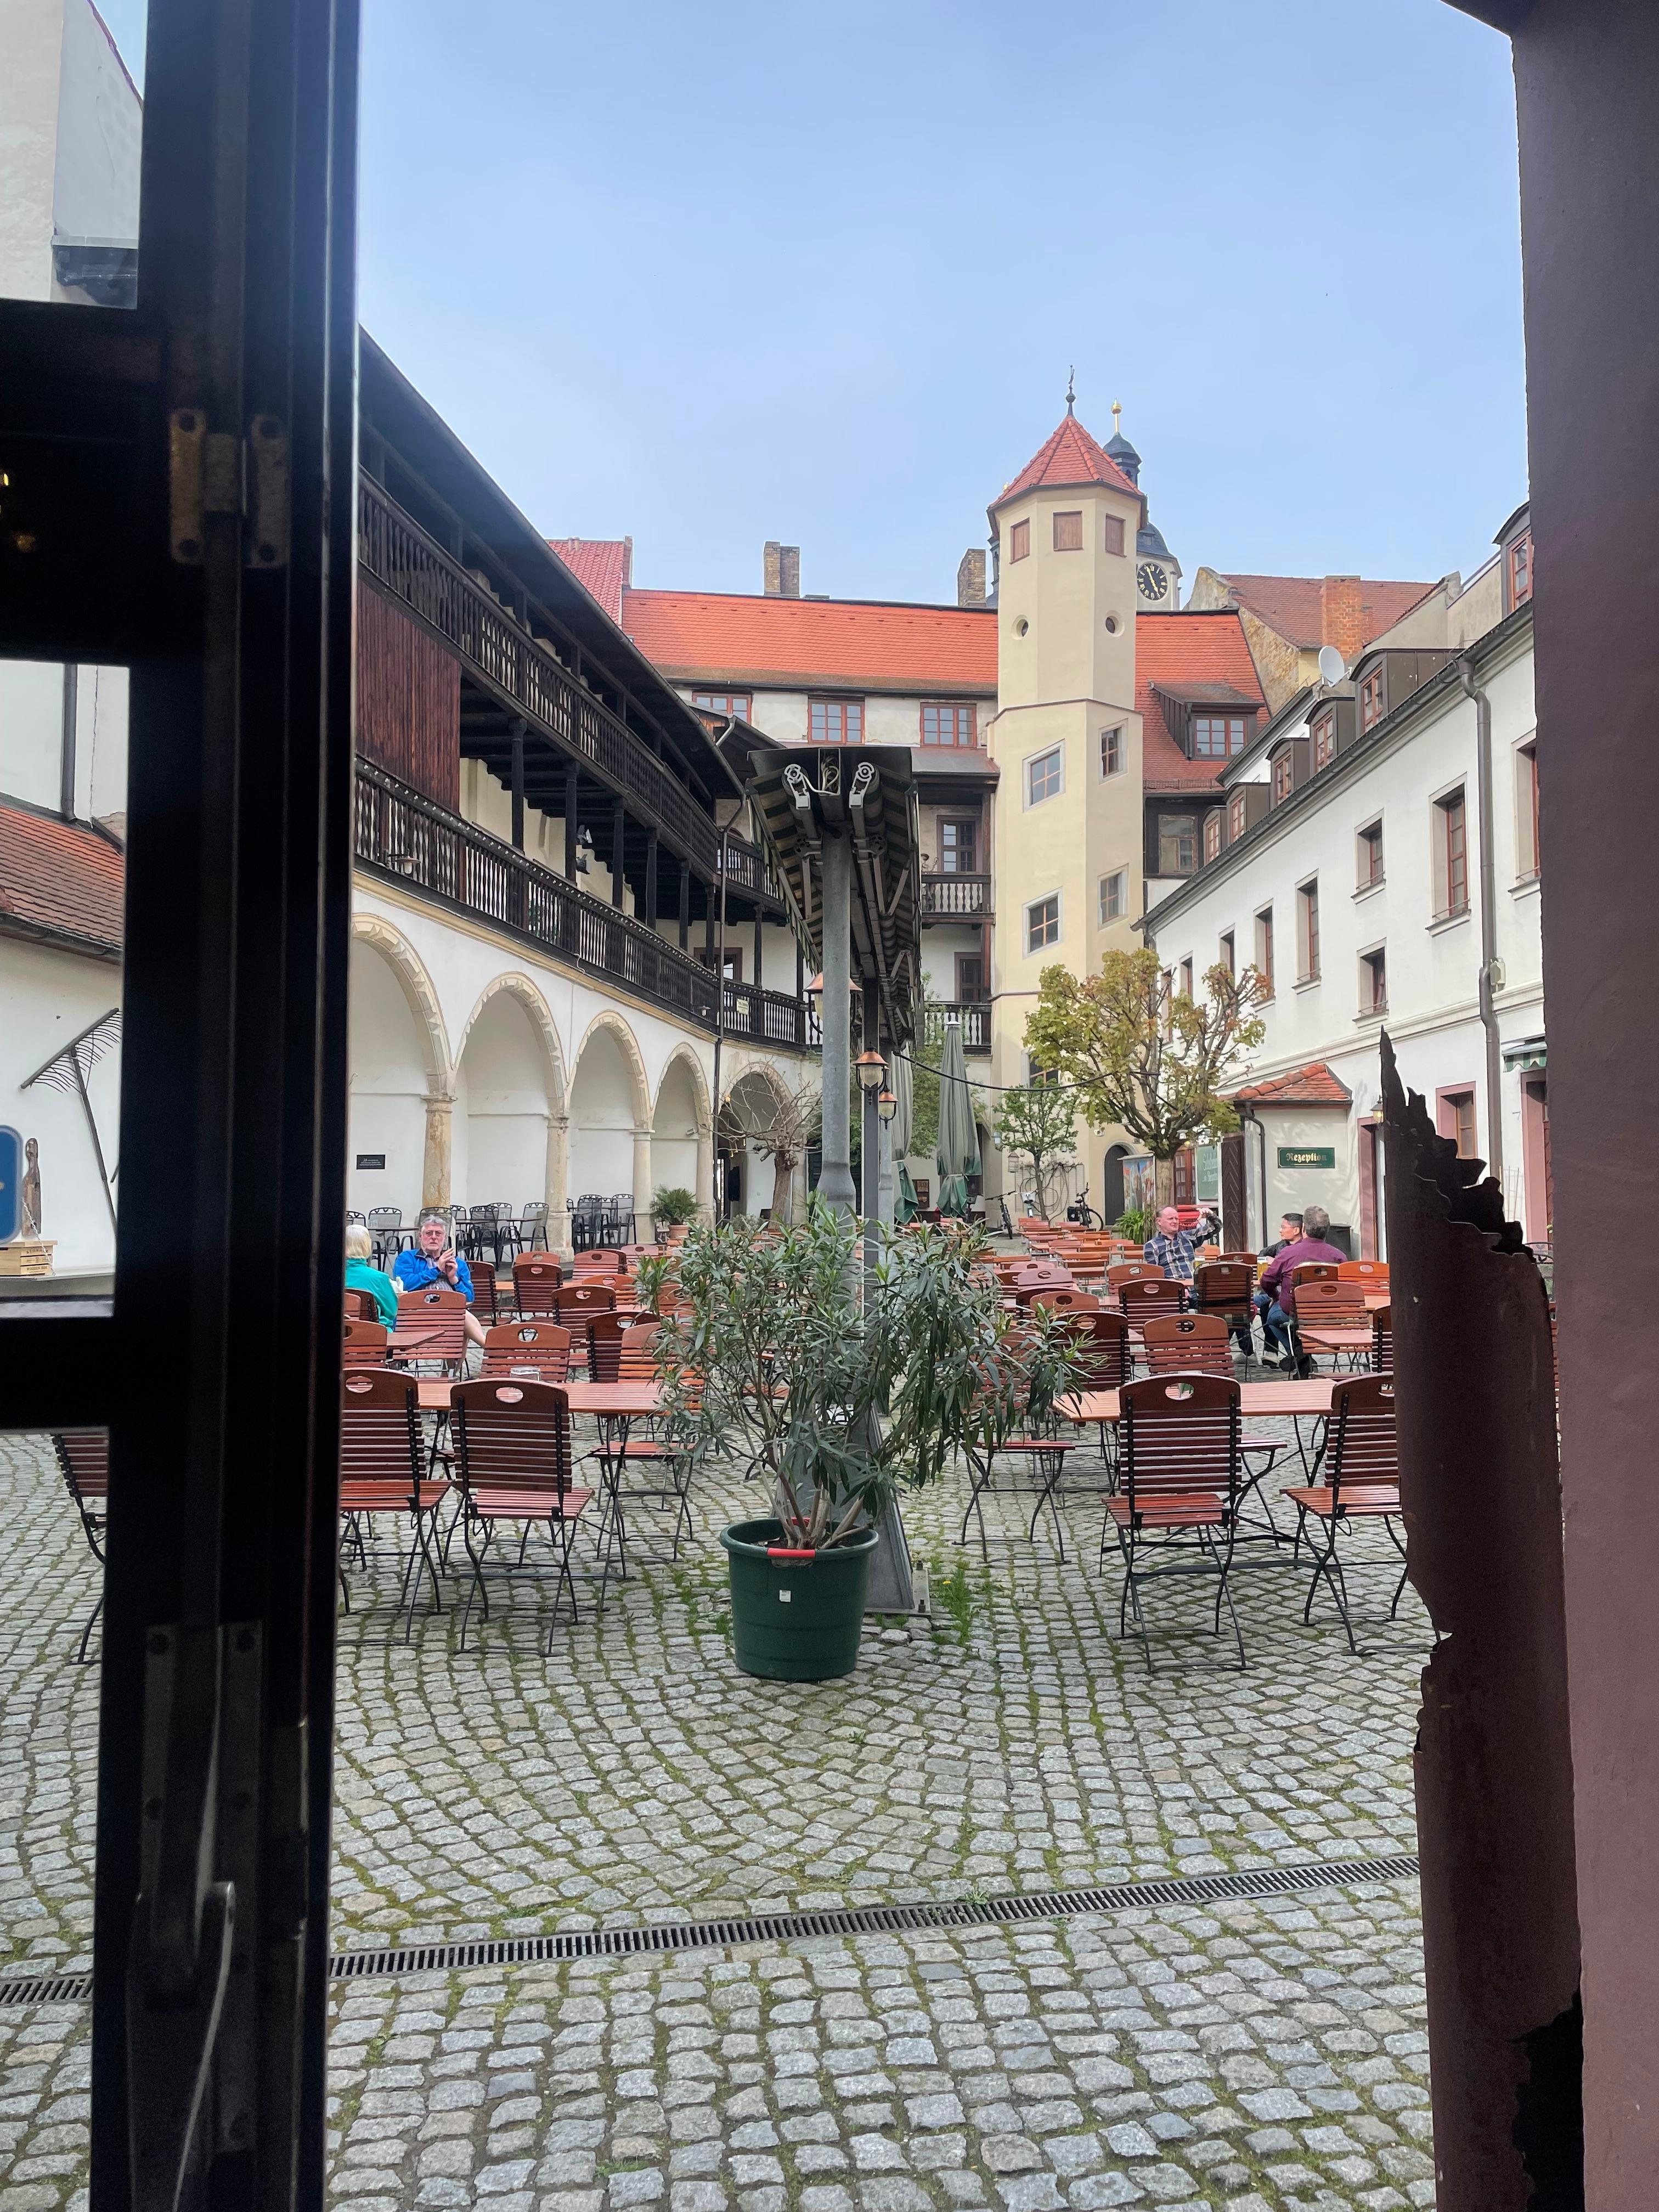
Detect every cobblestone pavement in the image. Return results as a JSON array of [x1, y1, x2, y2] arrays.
[[1, 1414, 1436, 2209]]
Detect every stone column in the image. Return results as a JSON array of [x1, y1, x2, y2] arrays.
[[633, 1125, 654, 1240], [545, 1112, 569, 1251], [695, 1102, 714, 1221], [421, 1094, 453, 1210]]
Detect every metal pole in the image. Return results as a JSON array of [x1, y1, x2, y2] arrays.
[[817, 827, 856, 1217]]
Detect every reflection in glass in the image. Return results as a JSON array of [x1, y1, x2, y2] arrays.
[[0, 0, 143, 308]]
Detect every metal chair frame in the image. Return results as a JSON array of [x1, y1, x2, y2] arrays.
[[52, 1430, 109, 1663], [1284, 1374, 1408, 1654], [337, 1368, 450, 1640], [450, 1379, 598, 1648], [1105, 1374, 1246, 1673]]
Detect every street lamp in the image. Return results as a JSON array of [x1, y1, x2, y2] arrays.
[[855, 1048, 887, 1094], [807, 970, 860, 1007], [876, 1086, 898, 1125]]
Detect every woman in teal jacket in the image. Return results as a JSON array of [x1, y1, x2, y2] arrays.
[[345, 1221, 399, 1327]]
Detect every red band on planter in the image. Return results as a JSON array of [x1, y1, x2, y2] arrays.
[[766, 1547, 816, 1561]]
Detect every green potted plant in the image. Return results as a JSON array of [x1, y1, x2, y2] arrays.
[[642, 1205, 1029, 1681], [650, 1185, 700, 1240]]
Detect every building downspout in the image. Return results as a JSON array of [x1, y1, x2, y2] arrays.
[[1458, 654, 1504, 1189]]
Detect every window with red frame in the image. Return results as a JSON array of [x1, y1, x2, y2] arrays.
[[1312, 710, 1336, 770], [1440, 1087, 1478, 1158], [1229, 791, 1247, 840], [1361, 947, 1387, 1016], [1255, 906, 1274, 996], [1193, 714, 1246, 759], [1361, 668, 1384, 730], [1204, 811, 1222, 864], [691, 689, 752, 720], [1009, 518, 1030, 562], [1436, 788, 1469, 916], [809, 697, 864, 744], [1297, 879, 1321, 983], [1509, 532, 1533, 608], [921, 701, 976, 747], [1272, 748, 1294, 803], [1516, 741, 1541, 877]]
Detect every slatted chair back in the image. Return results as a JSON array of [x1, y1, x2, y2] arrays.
[[1293, 1276, 1372, 1328], [343, 1317, 390, 1366], [340, 1368, 423, 1494], [1107, 1261, 1162, 1290], [512, 1257, 565, 1314], [452, 1376, 575, 1502], [1119, 1275, 1188, 1324], [1217, 1251, 1260, 1269], [1370, 1304, 1394, 1375], [1325, 1375, 1399, 1505], [556, 1280, 617, 1321], [54, 1429, 110, 1521], [394, 1286, 471, 1368], [1141, 1312, 1235, 1379], [1011, 1257, 1072, 1288], [345, 1287, 380, 1323], [1027, 1286, 1101, 1315], [617, 1321, 663, 1383], [469, 1267, 505, 1329], [481, 1321, 573, 1384], [1190, 1261, 1255, 1310], [1064, 1308, 1133, 1390], [1120, 1373, 1242, 1513], [1286, 1260, 1340, 1300], [586, 1311, 631, 1382], [1338, 1258, 1389, 1284], [573, 1248, 623, 1274]]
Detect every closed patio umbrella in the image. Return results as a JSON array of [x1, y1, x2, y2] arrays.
[[892, 1049, 917, 1223], [935, 1019, 979, 1217]]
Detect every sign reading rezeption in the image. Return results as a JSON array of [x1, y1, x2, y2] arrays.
[[1277, 1145, 1336, 1170]]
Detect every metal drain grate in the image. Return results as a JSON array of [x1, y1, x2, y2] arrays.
[[0, 1852, 1419, 2008]]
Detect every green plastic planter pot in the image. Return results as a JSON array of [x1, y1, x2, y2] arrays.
[[720, 1518, 879, 1681]]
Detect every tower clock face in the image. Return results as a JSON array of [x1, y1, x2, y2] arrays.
[[1137, 561, 1169, 602]]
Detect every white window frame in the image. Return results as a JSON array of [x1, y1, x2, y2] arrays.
[[1099, 725, 1124, 778], [1025, 890, 1062, 956], [1024, 743, 1065, 809]]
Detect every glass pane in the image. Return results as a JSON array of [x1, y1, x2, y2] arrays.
[[0, 1, 145, 307], [1, 660, 126, 1314]]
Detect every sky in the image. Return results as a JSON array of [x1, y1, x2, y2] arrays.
[[101, 0, 1526, 608]]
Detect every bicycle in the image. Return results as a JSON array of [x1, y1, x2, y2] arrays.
[[1064, 1185, 1105, 1231]]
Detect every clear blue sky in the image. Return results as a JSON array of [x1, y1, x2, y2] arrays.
[[106, 0, 1525, 606]]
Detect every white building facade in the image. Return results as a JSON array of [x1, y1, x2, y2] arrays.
[[1142, 586, 1544, 1254]]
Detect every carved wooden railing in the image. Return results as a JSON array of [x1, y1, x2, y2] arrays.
[[354, 760, 812, 1046], [922, 1001, 992, 1053], [919, 873, 992, 918], [358, 477, 720, 876]]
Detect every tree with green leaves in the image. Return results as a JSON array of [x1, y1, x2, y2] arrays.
[[1023, 947, 1269, 1206], [992, 1079, 1077, 1222]]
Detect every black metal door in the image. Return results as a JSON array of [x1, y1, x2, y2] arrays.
[[0, 1, 359, 2202]]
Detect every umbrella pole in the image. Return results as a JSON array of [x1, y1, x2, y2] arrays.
[[817, 827, 857, 1218]]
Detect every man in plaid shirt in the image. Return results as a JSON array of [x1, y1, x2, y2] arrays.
[[1142, 1204, 1219, 1282]]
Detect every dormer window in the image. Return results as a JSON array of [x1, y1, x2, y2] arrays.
[[1312, 710, 1336, 770], [1509, 531, 1533, 608], [1272, 748, 1294, 803], [1052, 510, 1083, 551], [1228, 791, 1247, 840], [1360, 668, 1384, 731], [1203, 811, 1222, 864], [1192, 714, 1247, 759], [1009, 519, 1030, 563]]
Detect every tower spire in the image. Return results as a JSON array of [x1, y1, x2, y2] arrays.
[[1065, 365, 1075, 416]]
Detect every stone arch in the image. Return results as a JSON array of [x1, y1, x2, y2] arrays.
[[652, 1044, 713, 1218], [452, 973, 569, 1217], [349, 915, 455, 1214], [720, 1062, 809, 1221], [654, 1042, 713, 1136], [351, 913, 452, 1092], [569, 1009, 653, 1227]]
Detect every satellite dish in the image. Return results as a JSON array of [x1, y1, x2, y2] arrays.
[[1317, 645, 1346, 686]]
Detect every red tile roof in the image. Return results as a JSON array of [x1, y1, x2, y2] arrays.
[[0, 805, 125, 955], [1218, 573, 1434, 648], [619, 589, 997, 694], [1136, 612, 1267, 795], [1234, 1060, 1353, 1107], [549, 537, 632, 623], [992, 412, 1141, 511]]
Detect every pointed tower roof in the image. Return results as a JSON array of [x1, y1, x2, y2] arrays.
[[991, 411, 1142, 516]]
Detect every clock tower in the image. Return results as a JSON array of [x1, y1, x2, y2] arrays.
[[1105, 405, 1183, 612]]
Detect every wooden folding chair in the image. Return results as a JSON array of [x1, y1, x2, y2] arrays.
[[393, 1286, 471, 1376], [1370, 1304, 1393, 1376], [1141, 1313, 1284, 1531], [1292, 1277, 1374, 1370], [1282, 1375, 1406, 1652], [481, 1320, 572, 1384], [512, 1255, 565, 1316], [1027, 1286, 1101, 1314], [52, 1430, 109, 1663], [338, 1368, 450, 1637], [468, 1265, 505, 1330], [449, 1378, 596, 1647], [1119, 1275, 1188, 1328], [343, 1317, 389, 1367], [345, 1286, 380, 1323], [1106, 1374, 1246, 1672]]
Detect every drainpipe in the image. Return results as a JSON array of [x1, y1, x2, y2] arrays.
[[1457, 653, 1504, 1188]]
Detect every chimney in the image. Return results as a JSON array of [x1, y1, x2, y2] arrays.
[[764, 541, 801, 597], [1319, 575, 1365, 667], [957, 549, 987, 606]]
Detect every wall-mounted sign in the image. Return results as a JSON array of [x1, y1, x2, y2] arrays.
[[1278, 1145, 1336, 1170], [356, 1154, 387, 1171]]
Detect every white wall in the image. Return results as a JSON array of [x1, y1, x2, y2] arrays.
[[347, 939, 432, 1218], [697, 685, 995, 756], [1147, 621, 1541, 1242], [455, 989, 551, 1209], [0, 0, 140, 304], [0, 659, 128, 820], [2, 934, 121, 1274]]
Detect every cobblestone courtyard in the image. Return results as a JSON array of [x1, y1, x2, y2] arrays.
[[1, 1417, 1437, 2209]]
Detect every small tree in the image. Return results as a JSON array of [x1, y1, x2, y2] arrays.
[[993, 1080, 1077, 1222], [718, 1081, 821, 1224], [1024, 948, 1268, 1207]]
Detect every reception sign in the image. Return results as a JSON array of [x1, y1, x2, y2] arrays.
[[1278, 1145, 1336, 1170]]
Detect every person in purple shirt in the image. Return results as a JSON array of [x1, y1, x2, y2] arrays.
[[1258, 1204, 1348, 1370]]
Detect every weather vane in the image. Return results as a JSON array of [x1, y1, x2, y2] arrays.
[[1065, 366, 1076, 415], [1112, 399, 1122, 436]]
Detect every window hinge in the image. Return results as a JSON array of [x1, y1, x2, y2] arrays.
[[169, 411, 288, 568]]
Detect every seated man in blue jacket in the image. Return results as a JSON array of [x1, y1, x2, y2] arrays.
[[393, 1212, 486, 1345]]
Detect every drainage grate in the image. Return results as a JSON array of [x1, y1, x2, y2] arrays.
[[0, 1853, 1419, 2008]]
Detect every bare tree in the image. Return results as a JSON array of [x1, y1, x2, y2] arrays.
[[719, 1079, 822, 1223]]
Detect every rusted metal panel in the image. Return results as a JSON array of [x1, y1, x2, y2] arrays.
[[1381, 1034, 1580, 2209]]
